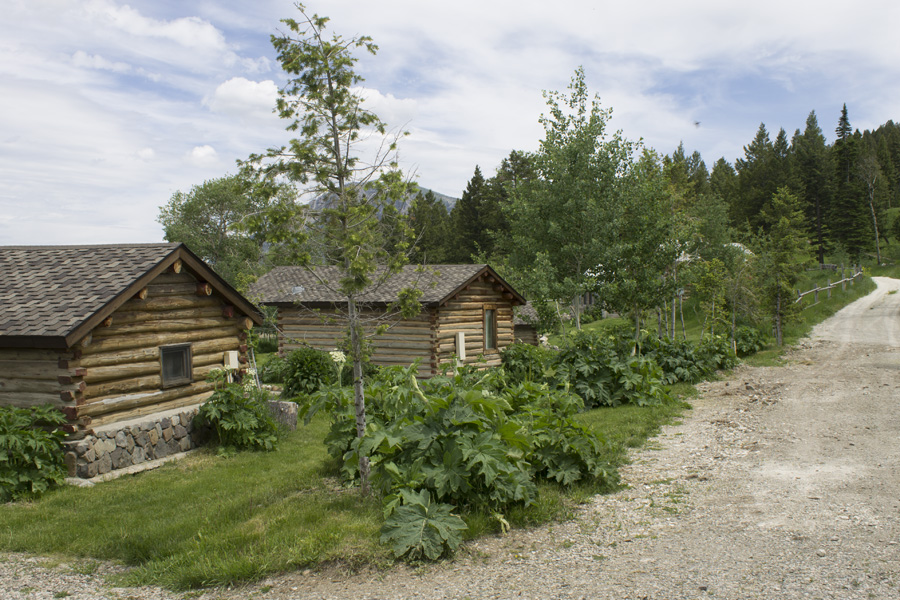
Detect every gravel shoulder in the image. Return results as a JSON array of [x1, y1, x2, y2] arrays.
[[4, 278, 900, 599]]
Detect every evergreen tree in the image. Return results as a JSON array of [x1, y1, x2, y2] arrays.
[[710, 158, 739, 212], [830, 105, 868, 255], [793, 111, 832, 264], [408, 189, 451, 263], [734, 123, 776, 228], [449, 165, 488, 262]]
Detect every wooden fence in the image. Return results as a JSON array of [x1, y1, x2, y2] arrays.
[[794, 265, 863, 305]]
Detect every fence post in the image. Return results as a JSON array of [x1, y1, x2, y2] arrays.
[[813, 283, 818, 303], [827, 278, 832, 298], [841, 263, 846, 291], [850, 264, 855, 286]]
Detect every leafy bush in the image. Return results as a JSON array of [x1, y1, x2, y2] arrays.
[[734, 325, 768, 356], [301, 364, 616, 560], [281, 346, 336, 398], [554, 332, 670, 407], [500, 342, 556, 383], [641, 333, 738, 384], [0, 404, 68, 502], [259, 355, 289, 384], [195, 380, 280, 452]]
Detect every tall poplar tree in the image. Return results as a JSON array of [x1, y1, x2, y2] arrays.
[[242, 4, 420, 494]]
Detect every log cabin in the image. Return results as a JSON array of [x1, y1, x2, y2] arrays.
[[513, 302, 541, 346], [0, 243, 263, 478], [250, 264, 526, 377]]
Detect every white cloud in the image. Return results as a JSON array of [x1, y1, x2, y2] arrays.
[[206, 77, 278, 120], [137, 147, 155, 160], [188, 145, 218, 166], [71, 50, 131, 73]]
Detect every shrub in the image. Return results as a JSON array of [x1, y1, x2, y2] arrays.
[[500, 342, 556, 383], [281, 346, 336, 398], [734, 325, 768, 356], [195, 379, 280, 452], [0, 404, 68, 502], [259, 355, 289, 384], [301, 364, 617, 560]]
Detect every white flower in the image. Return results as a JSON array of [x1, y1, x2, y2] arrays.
[[329, 350, 346, 365]]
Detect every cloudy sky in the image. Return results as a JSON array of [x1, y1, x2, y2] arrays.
[[2, 0, 898, 245]]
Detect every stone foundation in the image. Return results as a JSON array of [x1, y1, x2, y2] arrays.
[[63, 406, 209, 479]]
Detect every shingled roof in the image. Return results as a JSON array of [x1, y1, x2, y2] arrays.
[[0, 243, 262, 349], [249, 264, 526, 307]]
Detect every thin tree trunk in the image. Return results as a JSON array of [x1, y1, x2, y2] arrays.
[[775, 293, 783, 347], [348, 298, 370, 495], [868, 191, 882, 264], [680, 294, 686, 339]]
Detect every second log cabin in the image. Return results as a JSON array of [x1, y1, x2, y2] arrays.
[[249, 264, 526, 377]]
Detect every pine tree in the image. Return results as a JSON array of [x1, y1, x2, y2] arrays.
[[793, 111, 832, 264], [734, 123, 776, 228], [449, 166, 488, 262], [830, 105, 868, 255]]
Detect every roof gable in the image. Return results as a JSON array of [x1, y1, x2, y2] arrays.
[[249, 264, 526, 307], [0, 243, 262, 349]]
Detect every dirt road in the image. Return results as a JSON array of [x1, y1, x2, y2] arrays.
[[4, 278, 900, 599]]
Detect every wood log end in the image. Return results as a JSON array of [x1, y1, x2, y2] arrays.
[[133, 287, 149, 301], [196, 282, 213, 296], [170, 259, 183, 274], [238, 344, 248, 353], [100, 316, 113, 328], [222, 305, 235, 318]]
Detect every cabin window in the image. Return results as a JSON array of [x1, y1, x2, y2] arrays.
[[160, 344, 192, 388], [484, 308, 497, 351]]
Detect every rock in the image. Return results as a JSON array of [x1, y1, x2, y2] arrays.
[[110, 448, 130, 469], [178, 437, 192, 452], [134, 431, 150, 448], [97, 453, 112, 475], [148, 428, 159, 445], [76, 460, 98, 479], [173, 424, 187, 439], [131, 446, 145, 465], [115, 431, 127, 448], [162, 427, 174, 442]]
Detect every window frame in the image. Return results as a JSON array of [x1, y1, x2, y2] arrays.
[[483, 305, 499, 353], [159, 343, 193, 389]]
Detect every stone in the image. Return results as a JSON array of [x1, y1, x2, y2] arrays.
[[125, 434, 135, 452], [160, 417, 171, 429], [77, 461, 99, 479], [162, 427, 174, 442], [167, 439, 181, 455], [64, 452, 78, 477], [155, 442, 169, 459], [131, 446, 145, 465], [180, 413, 191, 427], [178, 437, 192, 452], [135, 431, 150, 448], [173, 424, 187, 439], [115, 431, 127, 448], [110, 448, 129, 469], [83, 448, 96, 463], [73, 441, 90, 456], [268, 400, 298, 431], [97, 453, 112, 475], [148, 428, 159, 445]]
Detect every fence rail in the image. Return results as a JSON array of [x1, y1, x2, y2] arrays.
[[794, 265, 863, 305]]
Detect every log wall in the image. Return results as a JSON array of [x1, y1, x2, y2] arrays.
[[64, 270, 251, 429], [435, 278, 516, 371], [0, 349, 79, 426], [278, 306, 436, 377]]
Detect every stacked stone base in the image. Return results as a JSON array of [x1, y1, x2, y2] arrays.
[[63, 407, 209, 479]]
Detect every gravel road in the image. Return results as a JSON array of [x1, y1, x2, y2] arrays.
[[4, 278, 900, 599]]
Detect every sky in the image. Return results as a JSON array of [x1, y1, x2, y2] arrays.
[[2, 0, 899, 246]]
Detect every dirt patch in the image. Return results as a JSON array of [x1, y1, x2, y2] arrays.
[[4, 279, 900, 599]]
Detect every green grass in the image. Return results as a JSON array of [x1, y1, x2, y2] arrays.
[[0, 391, 692, 591], [0, 416, 388, 590]]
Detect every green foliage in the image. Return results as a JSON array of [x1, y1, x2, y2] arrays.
[[554, 332, 670, 408], [0, 404, 68, 502], [500, 342, 556, 383], [641, 333, 737, 384], [281, 347, 336, 398], [195, 380, 280, 452], [301, 364, 617, 560], [733, 325, 769, 357], [258, 355, 289, 384], [380, 489, 467, 560]]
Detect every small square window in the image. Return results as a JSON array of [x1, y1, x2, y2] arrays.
[[484, 308, 497, 351], [160, 344, 192, 388]]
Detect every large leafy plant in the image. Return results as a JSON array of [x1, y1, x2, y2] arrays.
[[196, 375, 280, 453], [0, 404, 68, 501]]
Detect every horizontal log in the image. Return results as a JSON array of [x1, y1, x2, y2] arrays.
[[92, 318, 234, 338], [0, 391, 69, 408], [119, 296, 221, 313], [0, 360, 67, 380], [85, 363, 222, 400], [80, 326, 240, 356], [88, 391, 213, 428], [0, 349, 69, 361], [84, 351, 228, 384], [79, 380, 217, 418], [112, 306, 225, 327], [0, 377, 84, 394], [146, 282, 203, 296], [151, 272, 195, 285], [442, 302, 501, 311], [77, 336, 238, 370]]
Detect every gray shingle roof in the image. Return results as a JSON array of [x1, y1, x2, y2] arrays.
[[249, 264, 525, 307], [0, 243, 263, 348], [0, 244, 181, 345]]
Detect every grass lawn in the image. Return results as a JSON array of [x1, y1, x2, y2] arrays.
[[0, 393, 689, 590]]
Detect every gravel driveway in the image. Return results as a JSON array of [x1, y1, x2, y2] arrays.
[[4, 278, 900, 599]]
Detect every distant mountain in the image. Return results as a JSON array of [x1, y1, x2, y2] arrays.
[[306, 185, 457, 214]]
